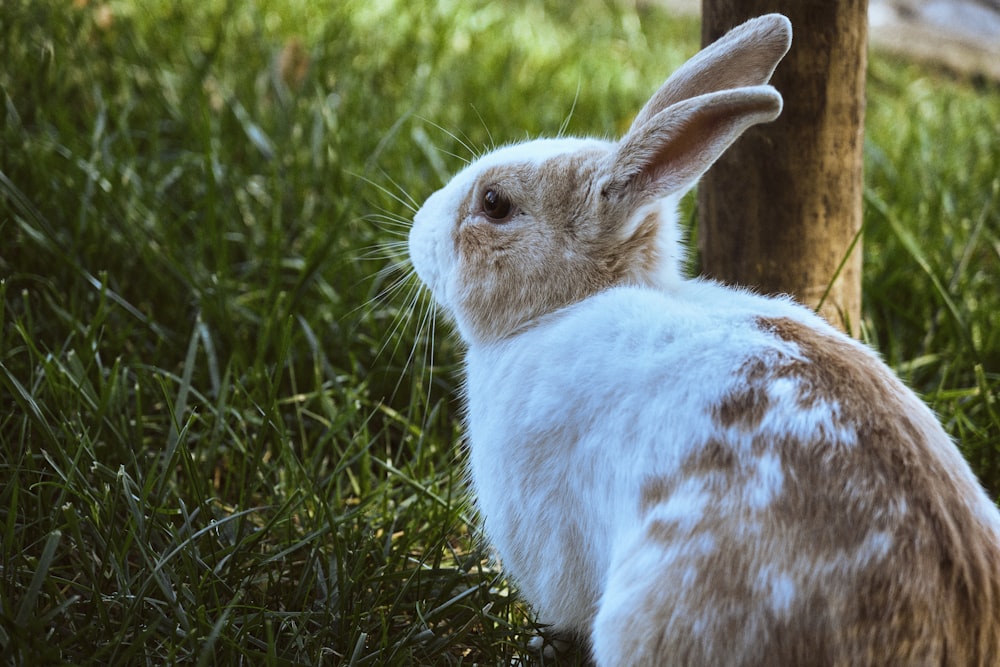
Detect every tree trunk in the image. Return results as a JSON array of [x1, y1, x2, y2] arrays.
[[698, 1, 868, 335]]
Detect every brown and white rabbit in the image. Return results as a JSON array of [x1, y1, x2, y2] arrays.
[[407, 13, 1000, 666]]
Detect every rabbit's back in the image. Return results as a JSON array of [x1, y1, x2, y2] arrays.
[[466, 285, 1000, 665]]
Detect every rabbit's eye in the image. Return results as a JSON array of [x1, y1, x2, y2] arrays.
[[482, 188, 513, 221]]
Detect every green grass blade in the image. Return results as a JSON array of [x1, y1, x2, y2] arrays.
[[15, 530, 62, 627]]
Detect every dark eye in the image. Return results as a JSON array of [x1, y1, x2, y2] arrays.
[[482, 188, 513, 221]]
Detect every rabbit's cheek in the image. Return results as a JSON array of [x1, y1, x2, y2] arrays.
[[409, 214, 455, 308]]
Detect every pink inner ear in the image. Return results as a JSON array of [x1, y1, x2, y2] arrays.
[[607, 87, 783, 202]]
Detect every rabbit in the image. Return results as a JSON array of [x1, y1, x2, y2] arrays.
[[407, 13, 1000, 667]]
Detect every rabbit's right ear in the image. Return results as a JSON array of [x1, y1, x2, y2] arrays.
[[600, 86, 783, 207], [599, 14, 790, 214], [628, 14, 792, 133]]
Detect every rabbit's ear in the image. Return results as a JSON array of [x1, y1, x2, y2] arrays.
[[628, 14, 791, 134], [602, 86, 782, 204]]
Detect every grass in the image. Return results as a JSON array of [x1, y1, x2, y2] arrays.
[[1, 0, 998, 664]]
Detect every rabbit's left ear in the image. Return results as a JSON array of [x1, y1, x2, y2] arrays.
[[601, 85, 782, 204]]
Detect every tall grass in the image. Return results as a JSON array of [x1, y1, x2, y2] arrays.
[[864, 57, 1000, 482], [1, 0, 997, 664]]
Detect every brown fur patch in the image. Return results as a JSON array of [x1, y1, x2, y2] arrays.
[[712, 356, 773, 431], [758, 317, 891, 411], [639, 476, 675, 516], [621, 317, 1000, 665]]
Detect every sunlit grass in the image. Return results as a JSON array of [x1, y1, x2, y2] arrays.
[[1, 0, 997, 664]]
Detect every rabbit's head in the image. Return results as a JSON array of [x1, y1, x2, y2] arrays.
[[410, 14, 792, 344]]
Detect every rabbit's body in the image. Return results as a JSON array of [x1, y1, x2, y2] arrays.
[[467, 282, 1000, 664], [407, 13, 1000, 665]]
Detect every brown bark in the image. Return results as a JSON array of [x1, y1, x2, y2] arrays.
[[698, 1, 868, 335]]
